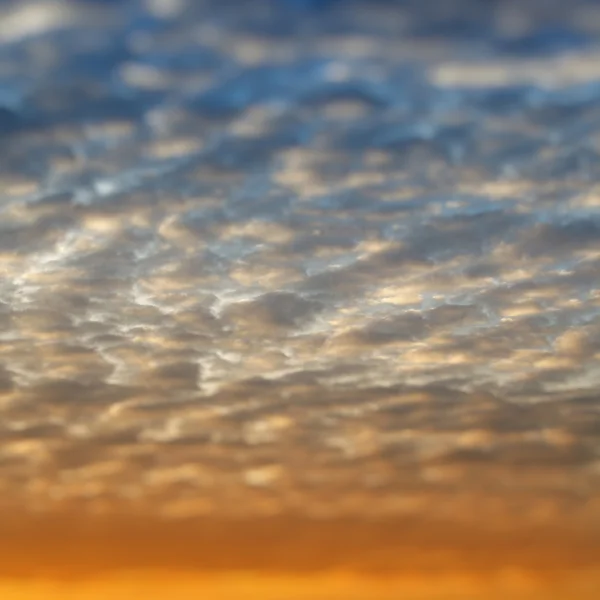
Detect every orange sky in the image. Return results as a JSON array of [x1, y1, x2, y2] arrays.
[[1, 511, 599, 599], [1, 569, 599, 600]]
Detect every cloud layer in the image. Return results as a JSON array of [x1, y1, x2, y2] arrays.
[[0, 0, 599, 529]]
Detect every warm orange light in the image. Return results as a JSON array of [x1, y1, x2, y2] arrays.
[[1, 570, 600, 600], [1, 511, 599, 599]]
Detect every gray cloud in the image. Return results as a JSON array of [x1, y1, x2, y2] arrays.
[[0, 0, 599, 529]]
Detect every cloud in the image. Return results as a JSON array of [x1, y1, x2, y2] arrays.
[[0, 0, 599, 531]]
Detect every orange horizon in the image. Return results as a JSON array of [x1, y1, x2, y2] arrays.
[[1, 510, 599, 599], [2, 570, 600, 600]]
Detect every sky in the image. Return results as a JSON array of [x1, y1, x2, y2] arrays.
[[0, 0, 600, 597]]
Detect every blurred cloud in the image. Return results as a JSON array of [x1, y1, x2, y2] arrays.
[[0, 0, 599, 531]]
